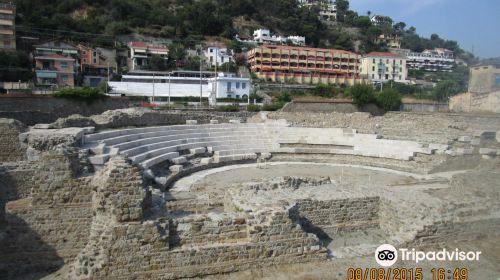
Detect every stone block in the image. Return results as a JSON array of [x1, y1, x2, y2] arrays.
[[169, 165, 183, 173], [479, 148, 497, 156], [186, 120, 198, 125], [190, 147, 207, 155], [210, 119, 219, 124], [170, 156, 187, 165], [458, 136, 472, 143], [200, 157, 213, 165], [261, 152, 272, 160], [229, 119, 241, 124], [471, 138, 481, 146]]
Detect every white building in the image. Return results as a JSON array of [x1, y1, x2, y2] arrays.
[[406, 48, 455, 72], [128, 42, 169, 71], [253, 29, 305, 46], [204, 47, 233, 67], [370, 15, 393, 26], [298, 0, 337, 23], [108, 70, 250, 104], [208, 73, 251, 104], [360, 52, 408, 84]]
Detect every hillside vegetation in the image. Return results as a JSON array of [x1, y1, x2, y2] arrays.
[[14, 0, 474, 59]]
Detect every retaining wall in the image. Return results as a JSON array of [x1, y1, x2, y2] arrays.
[[0, 95, 130, 125]]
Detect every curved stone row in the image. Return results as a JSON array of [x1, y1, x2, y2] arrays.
[[83, 122, 286, 170], [82, 121, 453, 173]]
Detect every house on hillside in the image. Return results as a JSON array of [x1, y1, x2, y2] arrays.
[[204, 46, 233, 67], [34, 40, 79, 87], [370, 15, 393, 26], [128, 42, 169, 71], [78, 44, 117, 87], [298, 0, 337, 24]]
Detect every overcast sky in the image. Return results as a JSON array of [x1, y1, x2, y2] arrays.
[[349, 0, 500, 58]]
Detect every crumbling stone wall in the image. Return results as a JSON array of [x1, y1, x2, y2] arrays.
[[47, 108, 256, 130], [0, 118, 27, 162], [266, 111, 500, 144]]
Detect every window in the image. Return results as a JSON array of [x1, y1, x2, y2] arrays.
[[221, 57, 225, 63], [372, 66, 375, 71], [60, 62, 68, 69], [236, 95, 240, 99], [372, 74, 374, 79], [43, 61, 50, 69], [61, 74, 68, 82], [227, 82, 231, 92], [373, 59, 375, 63], [236, 82, 240, 89], [242, 82, 246, 89], [210, 49, 213, 53]]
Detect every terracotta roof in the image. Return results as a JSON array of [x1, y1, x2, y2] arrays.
[[366, 52, 402, 58], [257, 44, 358, 55], [129, 41, 168, 51]]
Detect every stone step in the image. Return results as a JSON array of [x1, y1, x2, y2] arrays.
[[140, 152, 180, 169]]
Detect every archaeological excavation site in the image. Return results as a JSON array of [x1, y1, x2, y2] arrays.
[[1, 109, 500, 279]]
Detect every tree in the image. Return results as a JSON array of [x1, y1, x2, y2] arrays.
[[335, 0, 349, 22], [376, 88, 402, 112], [433, 80, 461, 101], [346, 83, 375, 107], [168, 43, 186, 61], [149, 55, 166, 71]]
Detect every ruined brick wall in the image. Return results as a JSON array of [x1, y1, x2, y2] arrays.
[[291, 197, 380, 236]]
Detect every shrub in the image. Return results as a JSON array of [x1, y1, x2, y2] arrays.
[[53, 87, 107, 104], [312, 83, 338, 98], [376, 88, 402, 112], [345, 83, 375, 107], [217, 105, 240, 112], [246, 104, 261, 112], [249, 93, 263, 103], [262, 101, 285, 111]]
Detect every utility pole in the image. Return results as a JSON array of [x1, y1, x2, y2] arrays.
[[199, 55, 203, 107], [215, 48, 218, 106], [152, 72, 155, 105], [168, 72, 171, 107], [106, 62, 110, 95]]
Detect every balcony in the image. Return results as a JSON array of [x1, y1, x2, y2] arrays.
[[36, 70, 58, 79]]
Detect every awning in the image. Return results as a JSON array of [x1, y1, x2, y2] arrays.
[[36, 70, 57, 79]]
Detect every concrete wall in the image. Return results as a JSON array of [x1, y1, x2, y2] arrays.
[[0, 95, 130, 125], [449, 91, 500, 113]]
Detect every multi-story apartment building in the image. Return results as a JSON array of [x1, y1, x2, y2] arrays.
[[406, 48, 455, 72], [34, 40, 79, 87], [248, 45, 362, 85], [0, 2, 16, 50], [204, 46, 233, 67], [78, 44, 116, 87], [299, 0, 337, 23], [128, 41, 169, 71], [360, 52, 408, 84]]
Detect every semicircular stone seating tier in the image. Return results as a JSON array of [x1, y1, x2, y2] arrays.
[[83, 122, 287, 170], [82, 121, 450, 172]]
